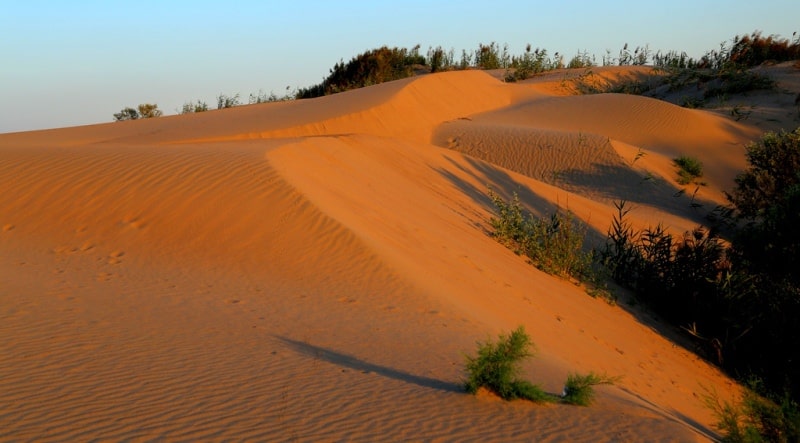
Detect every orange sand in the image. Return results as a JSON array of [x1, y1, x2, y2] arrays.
[[2, 64, 798, 441]]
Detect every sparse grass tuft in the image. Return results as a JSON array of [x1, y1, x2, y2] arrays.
[[562, 372, 621, 406]]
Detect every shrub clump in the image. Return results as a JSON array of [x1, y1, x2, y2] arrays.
[[113, 103, 162, 121], [673, 155, 704, 185], [562, 372, 620, 406], [296, 45, 425, 98], [704, 381, 800, 443], [602, 128, 800, 405], [488, 189, 594, 280], [463, 326, 551, 402]]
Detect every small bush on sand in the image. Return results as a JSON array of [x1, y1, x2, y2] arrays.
[[673, 155, 704, 185], [464, 326, 552, 402], [562, 372, 620, 406]]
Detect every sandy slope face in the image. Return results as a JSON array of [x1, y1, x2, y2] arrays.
[[0, 67, 762, 441], [435, 91, 760, 212]]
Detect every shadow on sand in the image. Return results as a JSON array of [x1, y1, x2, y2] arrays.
[[275, 336, 463, 393]]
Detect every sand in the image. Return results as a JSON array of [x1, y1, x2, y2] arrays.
[[2, 64, 799, 442]]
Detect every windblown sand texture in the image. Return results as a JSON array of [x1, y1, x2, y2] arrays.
[[2, 64, 798, 441]]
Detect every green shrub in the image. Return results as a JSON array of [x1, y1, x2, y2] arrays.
[[475, 42, 503, 69], [674, 155, 704, 185], [464, 326, 552, 402], [602, 202, 726, 308], [427, 46, 454, 73], [296, 45, 424, 99], [728, 128, 800, 221], [704, 381, 800, 442], [505, 45, 561, 82], [179, 100, 209, 114], [562, 372, 620, 406], [113, 107, 139, 121], [113, 103, 162, 121], [217, 93, 241, 109], [488, 189, 594, 280]]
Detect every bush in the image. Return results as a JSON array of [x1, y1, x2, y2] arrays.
[[137, 103, 162, 119], [464, 326, 552, 402], [179, 100, 209, 114], [725, 128, 800, 399], [600, 201, 730, 355], [505, 45, 560, 82], [217, 93, 241, 109], [562, 372, 620, 406], [296, 45, 425, 99], [728, 129, 800, 221], [674, 156, 704, 185], [704, 381, 800, 442], [603, 130, 800, 401], [113, 103, 162, 121], [488, 189, 594, 280], [427, 46, 454, 73], [475, 42, 503, 69], [113, 107, 139, 121]]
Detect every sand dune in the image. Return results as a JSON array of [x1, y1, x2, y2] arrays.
[[3, 65, 795, 441]]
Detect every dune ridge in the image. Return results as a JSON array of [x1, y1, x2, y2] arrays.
[[2, 65, 788, 441]]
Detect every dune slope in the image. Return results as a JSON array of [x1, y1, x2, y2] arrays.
[[0, 67, 771, 441]]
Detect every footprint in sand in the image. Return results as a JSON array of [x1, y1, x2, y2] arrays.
[[107, 251, 125, 265], [121, 217, 146, 230]]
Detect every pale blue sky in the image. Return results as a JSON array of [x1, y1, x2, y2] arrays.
[[1, 1, 798, 133]]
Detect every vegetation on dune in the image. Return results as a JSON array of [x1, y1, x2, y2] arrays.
[[179, 100, 209, 114], [598, 128, 800, 439], [464, 326, 552, 402], [570, 31, 798, 106], [296, 45, 426, 99], [704, 380, 800, 443], [487, 189, 613, 302], [486, 129, 799, 436], [488, 190, 594, 279], [216, 93, 241, 109], [464, 326, 617, 405], [562, 372, 620, 406], [673, 155, 705, 185], [113, 103, 162, 121], [114, 30, 797, 119]]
